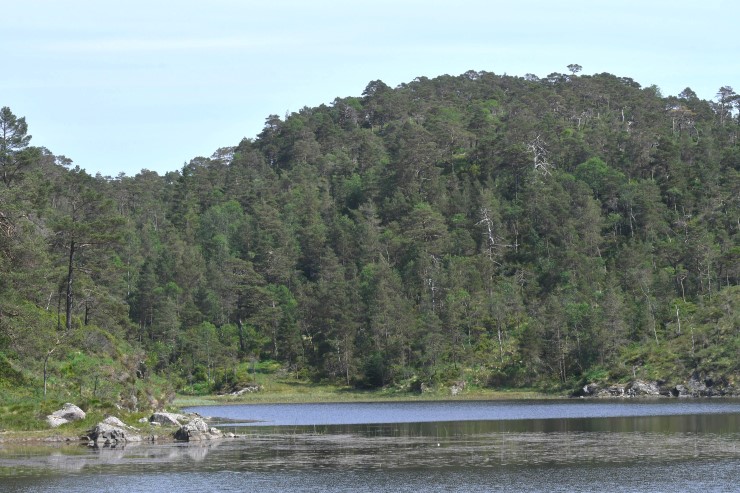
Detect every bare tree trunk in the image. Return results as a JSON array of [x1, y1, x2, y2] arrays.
[[43, 334, 65, 398], [237, 318, 246, 354], [497, 325, 505, 365], [675, 305, 682, 335], [65, 240, 76, 331]]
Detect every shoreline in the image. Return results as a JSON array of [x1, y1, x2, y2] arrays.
[[3, 385, 738, 446]]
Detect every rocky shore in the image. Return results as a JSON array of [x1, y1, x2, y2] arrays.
[[573, 373, 739, 398], [0, 406, 236, 446]]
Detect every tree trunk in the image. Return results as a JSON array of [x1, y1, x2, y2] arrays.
[[237, 318, 246, 354], [65, 240, 75, 331]]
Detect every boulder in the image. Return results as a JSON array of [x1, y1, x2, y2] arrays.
[[88, 422, 142, 446], [150, 412, 186, 427], [174, 417, 222, 442], [46, 403, 86, 428]]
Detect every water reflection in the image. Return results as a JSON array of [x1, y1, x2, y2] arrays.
[[2, 417, 738, 474], [1, 400, 739, 492]]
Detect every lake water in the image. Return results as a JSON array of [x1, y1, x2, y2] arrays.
[[1, 399, 739, 492]]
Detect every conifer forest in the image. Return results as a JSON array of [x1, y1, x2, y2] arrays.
[[1, 70, 738, 406]]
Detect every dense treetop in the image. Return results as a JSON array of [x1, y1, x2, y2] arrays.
[[0, 70, 738, 405]]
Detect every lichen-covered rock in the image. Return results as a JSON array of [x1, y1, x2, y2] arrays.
[[46, 403, 86, 428], [174, 417, 222, 442]]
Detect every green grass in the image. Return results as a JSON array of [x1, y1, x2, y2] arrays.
[[173, 375, 550, 407], [0, 395, 155, 439]]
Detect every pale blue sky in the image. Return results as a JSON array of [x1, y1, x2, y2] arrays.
[[1, 0, 736, 177]]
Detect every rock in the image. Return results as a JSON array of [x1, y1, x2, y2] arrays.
[[687, 375, 708, 395], [174, 417, 222, 442], [450, 381, 466, 396], [626, 380, 661, 396], [231, 385, 262, 396], [88, 422, 142, 446], [102, 416, 135, 429], [150, 412, 186, 427], [589, 384, 626, 397], [583, 383, 599, 396], [573, 383, 601, 397], [672, 384, 692, 397], [46, 415, 70, 428], [46, 403, 86, 428]]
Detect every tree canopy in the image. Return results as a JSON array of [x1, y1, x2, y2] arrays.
[[1, 69, 738, 406]]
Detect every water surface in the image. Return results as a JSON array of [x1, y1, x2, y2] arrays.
[[185, 398, 740, 426], [1, 399, 738, 492]]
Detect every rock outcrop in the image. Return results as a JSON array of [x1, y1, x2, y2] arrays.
[[575, 374, 739, 398], [88, 418, 142, 447], [625, 380, 661, 397], [576, 383, 626, 398], [46, 403, 86, 428], [87, 416, 142, 447], [173, 417, 222, 442]]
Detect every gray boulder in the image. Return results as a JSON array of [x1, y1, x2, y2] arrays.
[[88, 422, 142, 446], [150, 412, 186, 427], [46, 403, 86, 428], [174, 417, 222, 442], [102, 416, 134, 429]]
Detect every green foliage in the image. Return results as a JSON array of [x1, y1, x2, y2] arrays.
[[0, 352, 25, 388], [1, 69, 738, 404]]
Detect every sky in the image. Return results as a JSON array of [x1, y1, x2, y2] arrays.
[[1, 0, 737, 177]]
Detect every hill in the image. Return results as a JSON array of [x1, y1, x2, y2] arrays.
[[1, 70, 738, 413]]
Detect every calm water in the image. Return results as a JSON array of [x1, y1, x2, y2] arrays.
[[1, 399, 739, 492]]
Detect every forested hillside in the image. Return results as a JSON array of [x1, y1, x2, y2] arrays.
[[1, 70, 738, 407]]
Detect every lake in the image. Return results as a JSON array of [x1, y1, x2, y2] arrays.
[[1, 399, 739, 492]]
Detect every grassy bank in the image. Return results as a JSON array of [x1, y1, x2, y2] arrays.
[[174, 376, 551, 407], [0, 397, 154, 441]]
